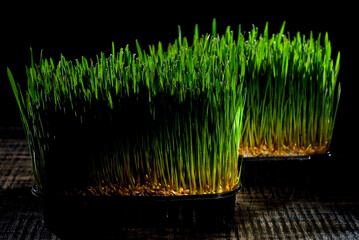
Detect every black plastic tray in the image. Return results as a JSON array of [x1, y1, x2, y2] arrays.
[[241, 151, 334, 187], [242, 151, 332, 162], [32, 185, 240, 237]]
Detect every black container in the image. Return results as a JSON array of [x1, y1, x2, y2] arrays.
[[32, 185, 240, 237], [241, 151, 334, 187]]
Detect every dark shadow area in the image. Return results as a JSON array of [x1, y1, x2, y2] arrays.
[[0, 187, 56, 239], [241, 154, 359, 201], [0, 127, 25, 139]]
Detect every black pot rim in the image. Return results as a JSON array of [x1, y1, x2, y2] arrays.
[[31, 184, 241, 202], [242, 150, 332, 162]]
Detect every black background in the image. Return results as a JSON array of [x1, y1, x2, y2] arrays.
[[1, 2, 357, 164]]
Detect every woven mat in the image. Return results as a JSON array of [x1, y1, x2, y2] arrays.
[[1, 138, 359, 239]]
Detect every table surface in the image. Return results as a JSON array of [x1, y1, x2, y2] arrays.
[[1, 135, 359, 240]]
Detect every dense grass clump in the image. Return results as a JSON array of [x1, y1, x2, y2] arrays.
[[239, 22, 341, 156], [8, 21, 246, 195], [8, 19, 341, 195]]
